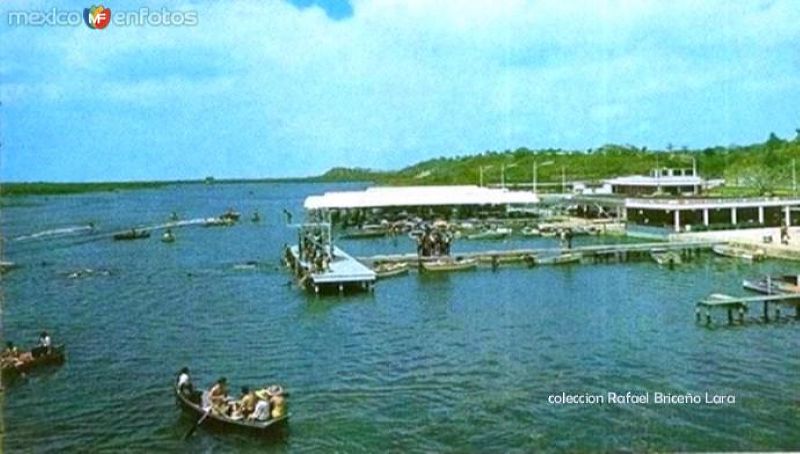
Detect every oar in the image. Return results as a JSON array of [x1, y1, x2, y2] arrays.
[[183, 408, 211, 440]]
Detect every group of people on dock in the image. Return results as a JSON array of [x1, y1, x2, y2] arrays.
[[299, 229, 332, 273], [177, 368, 286, 422], [1, 331, 53, 369], [415, 226, 454, 257]]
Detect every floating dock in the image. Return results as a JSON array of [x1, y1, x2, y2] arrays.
[[696, 292, 800, 326], [287, 245, 376, 294], [359, 240, 723, 266]]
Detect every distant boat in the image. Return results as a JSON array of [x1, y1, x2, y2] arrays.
[[161, 231, 176, 243], [466, 227, 511, 240], [743, 275, 800, 295], [520, 226, 540, 236], [421, 257, 478, 272], [169, 212, 179, 222], [204, 217, 235, 227], [374, 262, 409, 279], [113, 229, 151, 241], [1, 344, 66, 383], [537, 252, 581, 265], [340, 227, 389, 239], [220, 210, 241, 221], [712, 244, 766, 261], [0, 261, 18, 273], [650, 248, 682, 266], [251, 211, 261, 223]]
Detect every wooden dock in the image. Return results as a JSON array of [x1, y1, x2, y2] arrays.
[[696, 292, 800, 326], [286, 245, 376, 294], [358, 240, 723, 266]]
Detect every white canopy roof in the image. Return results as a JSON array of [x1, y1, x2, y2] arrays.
[[304, 185, 540, 210], [603, 175, 704, 187]]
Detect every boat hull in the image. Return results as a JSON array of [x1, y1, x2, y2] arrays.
[[1, 344, 66, 381]]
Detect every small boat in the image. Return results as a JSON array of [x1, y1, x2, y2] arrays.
[[537, 252, 581, 265], [251, 211, 261, 223], [161, 231, 176, 243], [521, 226, 540, 236], [712, 244, 766, 261], [650, 248, 682, 266], [340, 228, 389, 239], [1, 344, 66, 382], [113, 229, 151, 240], [174, 385, 288, 436], [374, 262, 409, 279], [169, 212, 180, 222], [220, 210, 241, 221], [743, 275, 800, 295], [204, 217, 235, 227], [421, 257, 477, 272], [0, 261, 18, 273], [466, 227, 511, 240]]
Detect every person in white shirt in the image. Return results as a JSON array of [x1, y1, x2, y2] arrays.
[[249, 398, 270, 421]]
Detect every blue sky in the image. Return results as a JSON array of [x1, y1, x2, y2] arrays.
[[1, 0, 799, 182]]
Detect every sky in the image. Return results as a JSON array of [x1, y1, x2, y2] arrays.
[[1, 0, 799, 182]]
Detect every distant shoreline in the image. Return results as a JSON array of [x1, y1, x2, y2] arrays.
[[0, 177, 367, 197]]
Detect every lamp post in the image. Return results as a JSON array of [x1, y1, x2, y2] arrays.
[[533, 160, 554, 196], [479, 165, 493, 187]]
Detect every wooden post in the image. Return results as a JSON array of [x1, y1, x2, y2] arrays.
[[763, 301, 769, 322], [727, 308, 733, 325], [775, 306, 781, 320], [738, 306, 745, 324], [695, 307, 701, 322], [705, 310, 712, 326]]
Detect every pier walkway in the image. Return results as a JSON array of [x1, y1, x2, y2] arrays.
[[359, 240, 723, 266], [696, 292, 800, 325]]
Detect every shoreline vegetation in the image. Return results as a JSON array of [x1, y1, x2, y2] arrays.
[[2, 131, 798, 197]]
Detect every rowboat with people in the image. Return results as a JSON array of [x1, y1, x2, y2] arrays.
[[421, 257, 478, 272], [373, 262, 409, 279], [112, 229, 151, 240], [1, 344, 66, 382], [174, 382, 289, 436], [712, 244, 766, 261]]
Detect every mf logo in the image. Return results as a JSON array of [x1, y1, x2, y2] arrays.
[[83, 5, 111, 29]]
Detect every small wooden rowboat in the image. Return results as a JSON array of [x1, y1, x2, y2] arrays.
[[113, 229, 151, 240], [537, 252, 581, 265], [174, 385, 288, 436], [712, 244, 766, 261], [1, 344, 66, 381], [374, 262, 409, 279], [421, 258, 477, 272]]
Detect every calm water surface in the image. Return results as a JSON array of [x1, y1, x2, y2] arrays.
[[1, 183, 799, 452]]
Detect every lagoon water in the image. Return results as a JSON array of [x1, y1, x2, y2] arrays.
[[2, 183, 798, 452]]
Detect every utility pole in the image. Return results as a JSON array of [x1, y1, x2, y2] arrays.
[[532, 162, 536, 195], [793, 159, 797, 196], [501, 164, 505, 189], [561, 166, 566, 194], [479, 166, 484, 187]]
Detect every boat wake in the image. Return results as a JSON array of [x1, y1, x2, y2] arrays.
[[13, 225, 95, 241]]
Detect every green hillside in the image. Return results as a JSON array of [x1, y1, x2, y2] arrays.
[[320, 131, 800, 196]]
